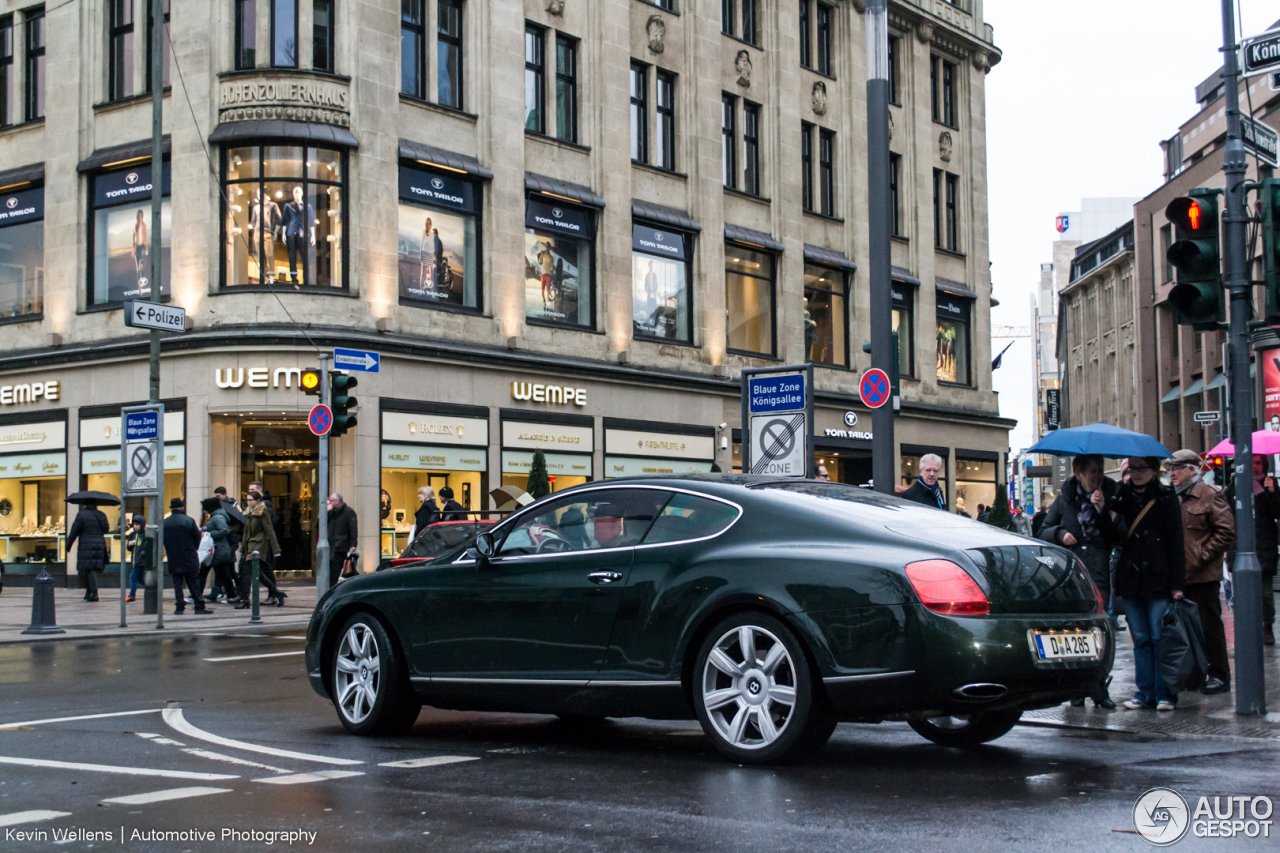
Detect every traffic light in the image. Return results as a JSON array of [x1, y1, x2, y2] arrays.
[[330, 371, 358, 437], [301, 368, 322, 396], [1261, 177, 1280, 320], [1165, 188, 1224, 331]]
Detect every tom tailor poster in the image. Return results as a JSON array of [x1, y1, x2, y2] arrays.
[[524, 200, 592, 326], [397, 206, 472, 306], [97, 203, 172, 304]]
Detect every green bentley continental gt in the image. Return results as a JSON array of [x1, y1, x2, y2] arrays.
[[305, 476, 1114, 764]]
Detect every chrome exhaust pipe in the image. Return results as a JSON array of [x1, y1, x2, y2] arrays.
[[952, 682, 1007, 701]]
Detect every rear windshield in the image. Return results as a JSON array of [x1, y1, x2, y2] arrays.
[[967, 546, 1098, 614]]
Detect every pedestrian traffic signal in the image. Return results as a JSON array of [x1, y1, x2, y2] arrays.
[[1166, 188, 1224, 331], [1261, 177, 1280, 320], [301, 368, 322, 396], [330, 371, 358, 437]]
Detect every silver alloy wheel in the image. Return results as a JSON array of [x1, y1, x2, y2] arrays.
[[701, 625, 797, 750], [335, 623, 381, 725]]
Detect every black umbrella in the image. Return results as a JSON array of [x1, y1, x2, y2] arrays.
[[223, 504, 246, 526], [65, 490, 122, 507]]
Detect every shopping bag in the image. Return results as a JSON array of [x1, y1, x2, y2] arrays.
[[340, 551, 360, 580], [1158, 598, 1208, 693], [197, 532, 215, 568]]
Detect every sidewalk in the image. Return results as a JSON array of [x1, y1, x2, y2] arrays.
[[0, 580, 317, 644]]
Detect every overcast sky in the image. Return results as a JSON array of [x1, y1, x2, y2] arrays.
[[985, 0, 1277, 452]]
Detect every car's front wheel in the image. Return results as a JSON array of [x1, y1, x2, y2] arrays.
[[331, 612, 421, 736], [693, 612, 836, 764], [908, 709, 1021, 747]]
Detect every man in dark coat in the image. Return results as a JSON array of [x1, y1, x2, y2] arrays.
[[327, 493, 358, 588], [163, 498, 210, 614], [900, 453, 947, 510], [202, 497, 240, 604], [438, 486, 467, 521], [1225, 455, 1280, 646], [67, 503, 111, 602]]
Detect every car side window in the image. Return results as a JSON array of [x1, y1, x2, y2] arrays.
[[497, 490, 670, 556], [641, 493, 740, 545]]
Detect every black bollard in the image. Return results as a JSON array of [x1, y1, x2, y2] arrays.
[[249, 551, 261, 625], [22, 569, 66, 635]]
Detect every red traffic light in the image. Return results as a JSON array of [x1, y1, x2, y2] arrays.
[[1166, 195, 1217, 233], [1187, 201, 1201, 229]]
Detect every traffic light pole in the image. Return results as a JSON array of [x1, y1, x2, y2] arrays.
[[1220, 0, 1266, 716], [317, 354, 331, 598], [866, 0, 895, 495]]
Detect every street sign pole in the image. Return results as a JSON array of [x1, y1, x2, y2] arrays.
[[147, 0, 165, 629], [317, 353, 331, 598], [1222, 0, 1266, 716], [866, 0, 895, 495]]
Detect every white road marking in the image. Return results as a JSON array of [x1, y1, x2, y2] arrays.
[[378, 756, 480, 768], [182, 748, 289, 774], [162, 708, 362, 766], [0, 709, 161, 730], [135, 733, 159, 739], [101, 787, 232, 805], [0, 810, 73, 828], [253, 770, 364, 785], [0, 755, 237, 780], [152, 738, 185, 746], [203, 650, 305, 662]]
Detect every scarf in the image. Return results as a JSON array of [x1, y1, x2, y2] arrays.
[[1174, 473, 1200, 499], [1073, 479, 1104, 544], [918, 476, 945, 509]]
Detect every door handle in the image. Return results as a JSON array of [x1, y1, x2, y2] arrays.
[[588, 571, 623, 584]]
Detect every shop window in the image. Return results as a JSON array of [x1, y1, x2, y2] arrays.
[[108, 0, 134, 102], [24, 7, 43, 122], [145, 0, 170, 92], [632, 224, 691, 343], [89, 162, 171, 307], [803, 264, 846, 366], [397, 164, 480, 311], [0, 184, 44, 320], [726, 244, 774, 355], [892, 283, 914, 378], [313, 0, 334, 74], [524, 23, 545, 133], [524, 198, 594, 329], [555, 34, 577, 143], [935, 294, 971, 385], [955, 458, 996, 520], [438, 0, 463, 108], [655, 70, 676, 171], [0, 15, 12, 126], [630, 62, 647, 163], [0, 429, 67, 570], [222, 143, 346, 289], [272, 0, 298, 67], [900, 453, 946, 494], [235, 0, 256, 70], [401, 0, 425, 98], [380, 422, 488, 558]]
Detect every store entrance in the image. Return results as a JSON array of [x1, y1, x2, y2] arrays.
[[814, 448, 872, 487], [239, 420, 318, 577]]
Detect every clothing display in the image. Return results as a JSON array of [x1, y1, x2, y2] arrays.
[[282, 196, 315, 285]]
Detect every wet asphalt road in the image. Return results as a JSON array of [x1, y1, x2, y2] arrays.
[[0, 630, 1276, 852]]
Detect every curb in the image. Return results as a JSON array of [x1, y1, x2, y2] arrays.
[[0, 615, 313, 645]]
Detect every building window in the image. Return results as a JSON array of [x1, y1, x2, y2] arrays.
[[271, 0, 298, 67], [892, 283, 914, 377], [800, 122, 813, 212], [555, 35, 576, 142], [0, 183, 43, 319], [525, 198, 594, 329], [816, 4, 832, 76], [24, 7, 44, 122], [438, 0, 463, 108], [721, 93, 736, 189], [933, 169, 941, 247], [799, 1, 810, 68], [945, 172, 958, 251], [936, 295, 970, 385], [818, 128, 835, 217], [955, 458, 997, 520], [655, 70, 675, 171], [397, 164, 480, 311], [235, 0, 257, 70], [221, 143, 346, 290], [89, 161, 171, 306], [726, 244, 775, 355], [145, 0, 171, 92], [108, 0, 134, 102], [889, 152, 901, 236], [741, 0, 758, 46], [804, 264, 846, 366], [721, 0, 734, 37], [0, 16, 12, 127], [742, 100, 760, 196], [632, 223, 692, 343], [401, 0, 425, 98], [524, 24, 545, 133], [932, 55, 956, 126], [313, 0, 334, 73], [628, 62, 648, 162], [887, 34, 898, 104]]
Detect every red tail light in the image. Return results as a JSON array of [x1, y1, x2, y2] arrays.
[[1076, 557, 1105, 614], [905, 560, 990, 616]]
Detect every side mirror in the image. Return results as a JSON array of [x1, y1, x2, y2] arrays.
[[474, 532, 495, 562]]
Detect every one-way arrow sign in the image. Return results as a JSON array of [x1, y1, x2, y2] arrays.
[[124, 300, 187, 333], [333, 347, 380, 373]]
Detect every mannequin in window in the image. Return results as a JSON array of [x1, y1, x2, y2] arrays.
[[282, 186, 315, 285], [419, 215, 435, 292], [249, 190, 281, 283], [132, 209, 149, 294]]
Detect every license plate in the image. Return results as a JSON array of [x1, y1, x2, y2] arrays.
[[1031, 629, 1101, 661]]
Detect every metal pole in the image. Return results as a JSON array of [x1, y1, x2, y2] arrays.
[[153, 405, 165, 629], [866, 0, 895, 495], [144, 0, 165, 627], [1221, 0, 1266, 716], [118, 509, 127, 628], [249, 551, 261, 624], [316, 354, 331, 597]]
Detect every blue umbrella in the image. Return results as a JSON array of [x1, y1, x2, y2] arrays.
[[1027, 423, 1172, 458]]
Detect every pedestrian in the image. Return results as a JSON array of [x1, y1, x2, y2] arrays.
[[815, 464, 831, 482], [327, 493, 359, 587], [1031, 506, 1048, 537], [67, 502, 111, 602], [438, 486, 467, 520], [1225, 455, 1279, 647], [1037, 453, 1121, 709], [1013, 508, 1033, 537], [201, 497, 241, 605], [976, 504, 989, 523], [124, 514, 150, 602], [1113, 455, 1186, 711], [246, 481, 285, 603], [901, 454, 947, 510], [162, 498, 210, 615], [238, 490, 284, 608], [412, 486, 438, 541], [1166, 449, 1234, 695]]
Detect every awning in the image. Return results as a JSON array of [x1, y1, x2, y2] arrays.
[[0, 162, 44, 188], [77, 136, 172, 172], [936, 277, 977, 299], [1181, 378, 1204, 397], [632, 199, 702, 232], [208, 120, 359, 148], [1205, 373, 1227, 390], [725, 223, 784, 253], [525, 172, 605, 208], [399, 138, 493, 180], [891, 266, 920, 286], [1160, 385, 1182, 404], [803, 244, 857, 273]]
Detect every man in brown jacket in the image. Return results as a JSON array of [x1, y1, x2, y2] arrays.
[[1167, 449, 1235, 694]]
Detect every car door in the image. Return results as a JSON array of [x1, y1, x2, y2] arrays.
[[422, 488, 670, 683]]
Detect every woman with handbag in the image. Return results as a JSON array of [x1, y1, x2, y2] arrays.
[[1112, 455, 1186, 711], [237, 491, 284, 608]]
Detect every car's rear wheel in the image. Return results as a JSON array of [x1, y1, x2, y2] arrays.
[[331, 613, 421, 736], [908, 709, 1021, 747], [693, 612, 835, 764]]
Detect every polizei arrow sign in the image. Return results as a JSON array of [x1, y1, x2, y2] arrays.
[[124, 300, 187, 333]]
